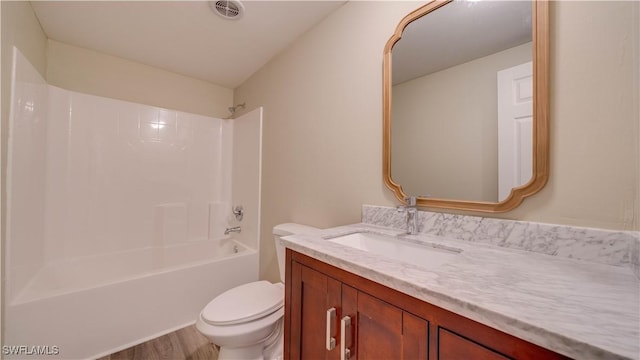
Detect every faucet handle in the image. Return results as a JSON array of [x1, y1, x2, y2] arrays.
[[397, 196, 417, 211], [406, 196, 417, 207], [232, 205, 244, 221]]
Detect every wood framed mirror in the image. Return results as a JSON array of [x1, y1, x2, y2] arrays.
[[383, 0, 549, 212]]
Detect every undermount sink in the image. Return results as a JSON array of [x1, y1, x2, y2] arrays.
[[327, 232, 461, 270]]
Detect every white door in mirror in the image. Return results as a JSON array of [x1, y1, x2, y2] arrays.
[[498, 61, 533, 201]]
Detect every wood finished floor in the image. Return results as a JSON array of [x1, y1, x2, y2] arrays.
[[97, 325, 218, 360]]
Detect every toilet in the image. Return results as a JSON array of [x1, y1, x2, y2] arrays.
[[196, 223, 319, 360]]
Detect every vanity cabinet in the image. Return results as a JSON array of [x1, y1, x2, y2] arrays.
[[284, 249, 570, 360]]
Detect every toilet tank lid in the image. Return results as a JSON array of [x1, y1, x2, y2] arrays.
[[273, 223, 320, 237]]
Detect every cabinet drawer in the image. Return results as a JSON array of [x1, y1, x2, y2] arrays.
[[438, 328, 510, 360]]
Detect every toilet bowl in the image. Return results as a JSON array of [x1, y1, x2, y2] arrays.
[[196, 223, 319, 360]]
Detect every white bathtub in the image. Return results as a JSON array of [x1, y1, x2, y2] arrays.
[[5, 237, 258, 360]]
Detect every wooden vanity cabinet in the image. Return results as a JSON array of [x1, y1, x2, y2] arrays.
[[284, 249, 570, 360]]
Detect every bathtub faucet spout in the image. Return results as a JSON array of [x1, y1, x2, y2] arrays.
[[224, 226, 241, 235]]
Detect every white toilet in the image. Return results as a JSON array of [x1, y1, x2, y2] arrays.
[[196, 223, 318, 360]]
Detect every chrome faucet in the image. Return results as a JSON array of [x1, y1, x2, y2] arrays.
[[224, 226, 241, 235], [397, 196, 418, 235]]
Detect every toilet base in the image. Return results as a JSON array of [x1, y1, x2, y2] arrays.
[[218, 344, 265, 360], [217, 321, 283, 360], [262, 320, 284, 360]]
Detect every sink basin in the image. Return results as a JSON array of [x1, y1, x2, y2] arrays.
[[328, 232, 461, 270]]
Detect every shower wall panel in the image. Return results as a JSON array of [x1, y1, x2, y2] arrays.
[[43, 89, 232, 261], [6, 47, 49, 301], [231, 107, 263, 251]]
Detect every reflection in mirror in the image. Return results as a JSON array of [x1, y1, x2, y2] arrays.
[[383, 0, 549, 212], [392, 0, 532, 202]]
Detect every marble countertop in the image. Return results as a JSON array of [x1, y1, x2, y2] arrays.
[[281, 223, 640, 360]]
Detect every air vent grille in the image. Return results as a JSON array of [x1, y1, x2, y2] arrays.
[[211, 1, 244, 20]]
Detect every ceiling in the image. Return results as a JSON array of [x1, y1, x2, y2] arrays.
[[31, 1, 347, 89], [392, 0, 532, 85]]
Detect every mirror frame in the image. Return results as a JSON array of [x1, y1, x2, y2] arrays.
[[383, 0, 549, 212]]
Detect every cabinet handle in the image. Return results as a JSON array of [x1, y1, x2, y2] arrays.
[[340, 316, 352, 360], [326, 307, 336, 350]]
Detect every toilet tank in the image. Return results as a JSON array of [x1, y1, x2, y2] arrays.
[[273, 223, 320, 282]]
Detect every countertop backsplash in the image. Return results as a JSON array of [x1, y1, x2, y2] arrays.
[[362, 205, 640, 277]]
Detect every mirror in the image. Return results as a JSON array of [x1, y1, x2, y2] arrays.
[[383, 0, 549, 212]]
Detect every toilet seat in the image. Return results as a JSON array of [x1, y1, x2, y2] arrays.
[[202, 281, 283, 326], [197, 306, 284, 347]]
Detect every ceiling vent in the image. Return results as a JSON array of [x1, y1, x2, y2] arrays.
[[210, 1, 244, 20]]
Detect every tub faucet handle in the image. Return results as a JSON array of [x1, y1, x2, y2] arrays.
[[232, 205, 244, 221]]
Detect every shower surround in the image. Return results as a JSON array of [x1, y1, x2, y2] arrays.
[[5, 47, 262, 359]]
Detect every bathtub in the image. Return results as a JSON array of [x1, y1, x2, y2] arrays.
[[5, 237, 258, 360]]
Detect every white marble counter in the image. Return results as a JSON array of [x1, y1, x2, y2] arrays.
[[282, 223, 640, 360]]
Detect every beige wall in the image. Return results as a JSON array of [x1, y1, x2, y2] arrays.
[[509, 1, 639, 230], [234, 1, 416, 281], [392, 42, 532, 202], [235, 1, 640, 282], [1, 0, 48, 350], [47, 40, 233, 118]]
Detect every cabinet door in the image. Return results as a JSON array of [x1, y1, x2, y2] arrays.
[[403, 312, 429, 360], [356, 292, 429, 360], [289, 261, 341, 360], [357, 292, 402, 358]]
